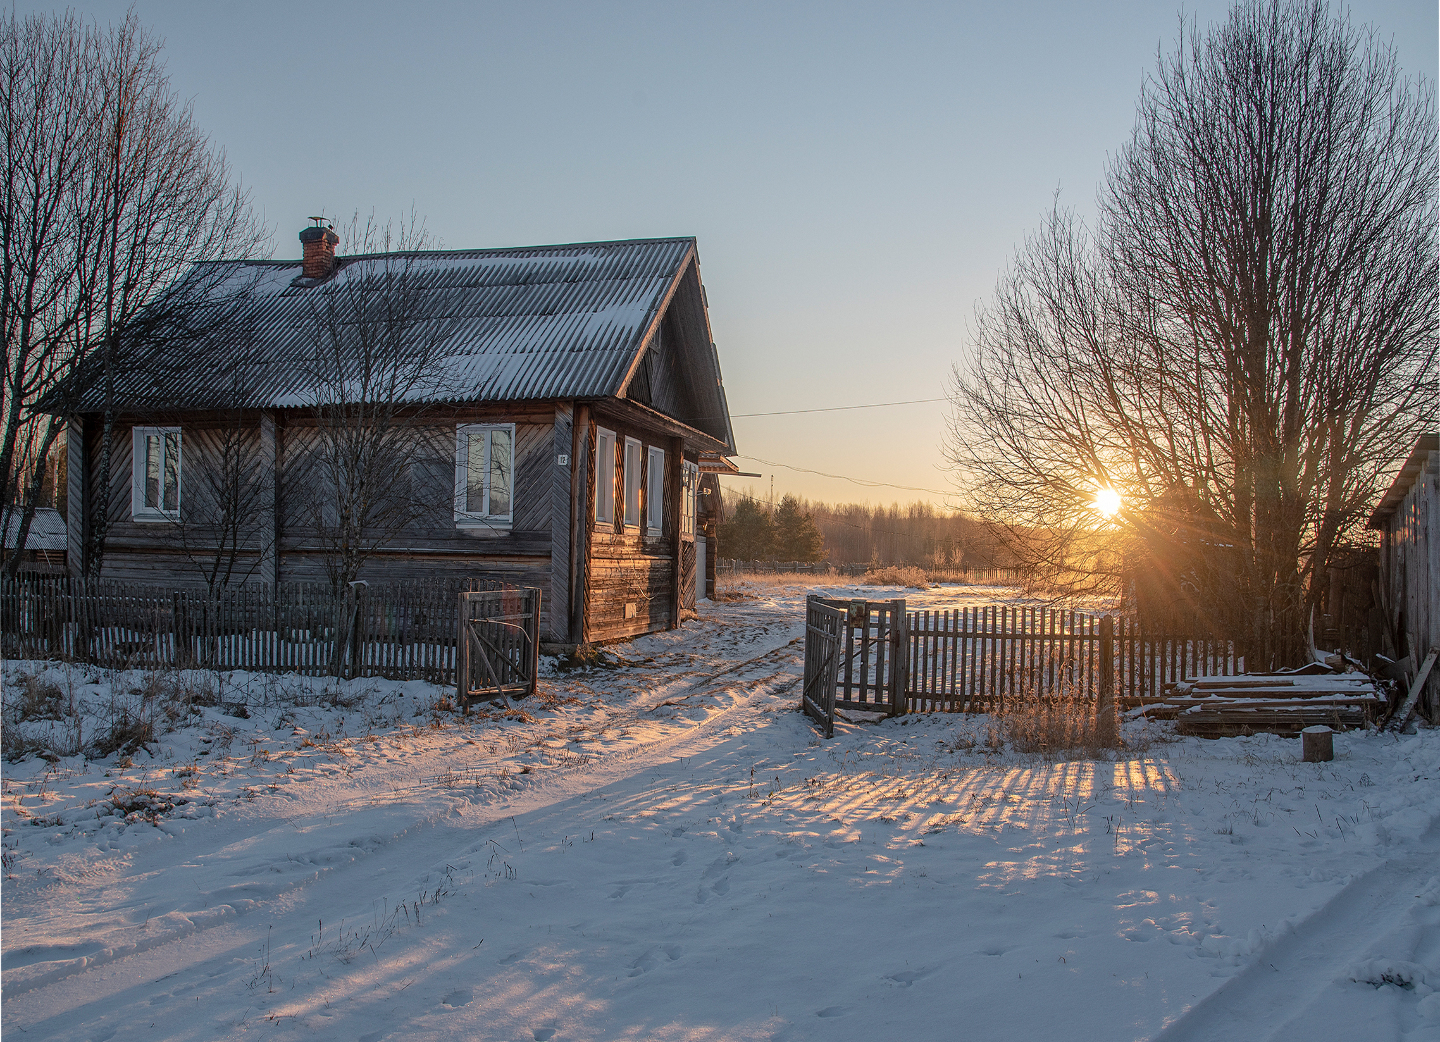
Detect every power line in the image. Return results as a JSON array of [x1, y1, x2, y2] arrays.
[[728, 454, 956, 497], [730, 396, 948, 419]]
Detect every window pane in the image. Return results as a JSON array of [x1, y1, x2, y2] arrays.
[[624, 442, 641, 524], [145, 435, 161, 509], [466, 432, 486, 513], [596, 431, 614, 523], [162, 433, 179, 513], [489, 428, 512, 517], [648, 448, 664, 530]]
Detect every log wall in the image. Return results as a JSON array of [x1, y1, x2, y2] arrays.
[[581, 408, 688, 643]]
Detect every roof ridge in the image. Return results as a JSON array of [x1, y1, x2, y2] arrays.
[[203, 235, 697, 268]]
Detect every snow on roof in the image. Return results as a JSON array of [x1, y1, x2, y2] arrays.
[[2, 507, 66, 551], [75, 237, 703, 412]]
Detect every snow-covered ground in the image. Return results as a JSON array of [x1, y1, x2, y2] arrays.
[[3, 579, 1439, 1042]]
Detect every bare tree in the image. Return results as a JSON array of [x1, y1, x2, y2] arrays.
[[0, 10, 265, 578], [948, 0, 1437, 666], [155, 329, 275, 590], [288, 213, 463, 595]]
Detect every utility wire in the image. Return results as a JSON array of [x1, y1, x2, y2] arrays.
[[730, 396, 948, 419], [729, 454, 955, 497]]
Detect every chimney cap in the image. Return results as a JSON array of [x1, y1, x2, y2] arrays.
[[300, 225, 339, 246]]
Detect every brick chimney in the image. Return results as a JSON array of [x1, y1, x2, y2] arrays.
[[299, 220, 339, 279]]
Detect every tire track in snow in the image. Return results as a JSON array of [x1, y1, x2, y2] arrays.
[[1154, 822, 1440, 1042], [2, 617, 805, 1010]]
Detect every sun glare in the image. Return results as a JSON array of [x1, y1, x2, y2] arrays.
[[1094, 488, 1122, 517]]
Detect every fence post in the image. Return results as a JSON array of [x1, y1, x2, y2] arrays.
[[456, 591, 469, 706], [528, 588, 542, 698], [1099, 614, 1116, 736], [889, 599, 908, 716]]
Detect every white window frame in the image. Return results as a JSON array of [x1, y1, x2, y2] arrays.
[[681, 460, 698, 539], [454, 423, 516, 527], [131, 426, 181, 522], [647, 445, 665, 533], [595, 426, 616, 525], [623, 437, 642, 528]]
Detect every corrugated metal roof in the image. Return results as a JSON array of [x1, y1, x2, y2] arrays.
[[3, 507, 67, 551], [84, 237, 700, 411]]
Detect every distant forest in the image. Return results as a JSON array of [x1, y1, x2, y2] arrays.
[[718, 488, 1021, 569]]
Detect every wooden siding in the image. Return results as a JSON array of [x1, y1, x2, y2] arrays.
[[679, 541, 696, 611], [549, 404, 573, 643], [66, 419, 85, 574], [618, 257, 729, 448], [81, 404, 570, 640], [1380, 445, 1439, 717]]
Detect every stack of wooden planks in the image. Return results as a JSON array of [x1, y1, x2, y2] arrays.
[[1147, 671, 1384, 738]]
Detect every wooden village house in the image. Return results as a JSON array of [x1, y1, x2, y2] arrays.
[[60, 228, 738, 647]]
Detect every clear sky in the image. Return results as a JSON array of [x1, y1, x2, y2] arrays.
[[24, 1, 1439, 509]]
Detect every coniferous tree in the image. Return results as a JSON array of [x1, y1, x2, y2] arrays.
[[772, 494, 826, 562], [717, 496, 773, 560]]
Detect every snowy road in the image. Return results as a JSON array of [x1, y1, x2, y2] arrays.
[[4, 582, 1440, 1041]]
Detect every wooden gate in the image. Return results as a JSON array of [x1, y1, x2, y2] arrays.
[[457, 585, 542, 703], [802, 595, 847, 737], [801, 597, 908, 734]]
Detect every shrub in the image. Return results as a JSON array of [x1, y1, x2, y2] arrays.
[[862, 565, 930, 589], [998, 695, 1120, 760]]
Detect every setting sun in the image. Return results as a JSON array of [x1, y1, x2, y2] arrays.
[[1094, 488, 1122, 517]]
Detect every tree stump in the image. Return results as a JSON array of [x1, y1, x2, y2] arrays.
[[1301, 725, 1334, 762]]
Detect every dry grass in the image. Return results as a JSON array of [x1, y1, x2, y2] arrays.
[[713, 572, 830, 598], [862, 565, 931, 589], [997, 695, 1124, 761]]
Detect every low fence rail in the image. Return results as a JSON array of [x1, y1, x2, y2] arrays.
[[0, 576, 537, 687]]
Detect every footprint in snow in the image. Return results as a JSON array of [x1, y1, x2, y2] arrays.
[[442, 988, 473, 1007], [671, 850, 687, 866], [702, 853, 739, 878], [816, 1006, 849, 1018], [885, 968, 930, 987], [498, 950, 524, 965], [628, 945, 683, 976]]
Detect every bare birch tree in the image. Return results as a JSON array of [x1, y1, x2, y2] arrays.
[[0, 10, 265, 578], [948, 0, 1437, 666], [289, 213, 461, 595]]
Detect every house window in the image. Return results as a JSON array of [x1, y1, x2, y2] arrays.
[[131, 427, 180, 521], [647, 445, 665, 532], [455, 423, 515, 525], [681, 460, 698, 539], [595, 426, 616, 524], [623, 437, 642, 527]]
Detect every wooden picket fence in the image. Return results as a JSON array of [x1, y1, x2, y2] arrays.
[[0, 576, 538, 686], [905, 605, 1241, 713], [801, 598, 1244, 733]]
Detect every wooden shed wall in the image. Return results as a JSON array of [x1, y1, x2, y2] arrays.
[[1381, 446, 1439, 716]]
